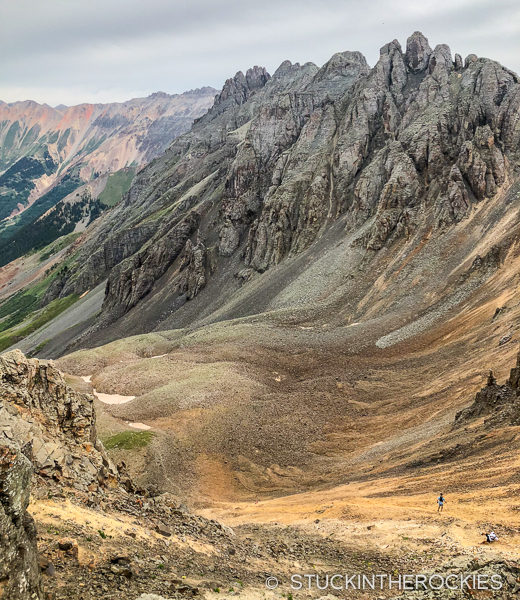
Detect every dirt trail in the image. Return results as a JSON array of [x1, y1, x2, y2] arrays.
[[200, 476, 520, 563]]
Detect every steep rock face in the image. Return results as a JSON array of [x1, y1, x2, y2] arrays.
[[405, 30, 432, 72], [37, 32, 520, 334], [178, 238, 211, 300], [242, 52, 369, 269], [0, 350, 116, 490], [102, 211, 201, 318], [0, 443, 42, 600]]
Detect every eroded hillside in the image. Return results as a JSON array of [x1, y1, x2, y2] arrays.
[[0, 88, 216, 265]]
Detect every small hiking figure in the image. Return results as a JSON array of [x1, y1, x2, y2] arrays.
[[437, 493, 446, 512], [481, 530, 498, 543]]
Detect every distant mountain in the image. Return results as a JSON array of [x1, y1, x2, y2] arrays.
[[0, 87, 216, 262]]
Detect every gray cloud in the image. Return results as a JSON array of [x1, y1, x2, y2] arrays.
[[1, 0, 518, 105]]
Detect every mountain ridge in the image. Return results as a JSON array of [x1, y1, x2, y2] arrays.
[[15, 31, 517, 356]]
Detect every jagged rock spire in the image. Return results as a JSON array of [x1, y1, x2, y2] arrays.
[[405, 31, 432, 72], [215, 66, 270, 106], [456, 354, 520, 426]]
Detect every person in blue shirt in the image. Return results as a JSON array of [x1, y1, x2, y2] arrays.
[[437, 493, 446, 512]]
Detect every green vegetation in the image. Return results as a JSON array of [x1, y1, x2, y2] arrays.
[[0, 257, 74, 331], [3, 120, 20, 151], [39, 232, 81, 262], [57, 128, 71, 153], [0, 278, 54, 331], [0, 168, 82, 261], [103, 431, 154, 450], [18, 124, 41, 152], [0, 293, 79, 352], [28, 339, 49, 357], [82, 134, 107, 156], [98, 167, 135, 207], [0, 166, 132, 268], [0, 252, 79, 352], [47, 130, 59, 144], [0, 157, 43, 218], [139, 203, 173, 224], [0, 149, 56, 221]]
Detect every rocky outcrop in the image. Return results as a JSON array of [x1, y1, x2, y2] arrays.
[[0, 443, 42, 600], [455, 357, 520, 427], [178, 238, 210, 300], [102, 211, 201, 318], [0, 350, 117, 490]]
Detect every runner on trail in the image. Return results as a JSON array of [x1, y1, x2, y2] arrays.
[[437, 493, 446, 512]]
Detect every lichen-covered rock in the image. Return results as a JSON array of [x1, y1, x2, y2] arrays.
[[0, 443, 42, 600], [0, 350, 117, 491]]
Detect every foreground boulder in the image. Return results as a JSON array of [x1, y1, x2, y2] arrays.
[[0, 349, 120, 598], [0, 349, 117, 491], [0, 443, 42, 600]]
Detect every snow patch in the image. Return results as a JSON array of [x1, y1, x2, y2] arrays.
[[128, 422, 151, 430]]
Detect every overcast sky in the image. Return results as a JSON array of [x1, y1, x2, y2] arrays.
[[1, 0, 519, 106]]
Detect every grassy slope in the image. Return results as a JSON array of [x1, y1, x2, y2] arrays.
[[98, 167, 135, 207], [103, 430, 154, 450], [39, 232, 81, 262], [0, 293, 79, 352], [0, 247, 81, 351]]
